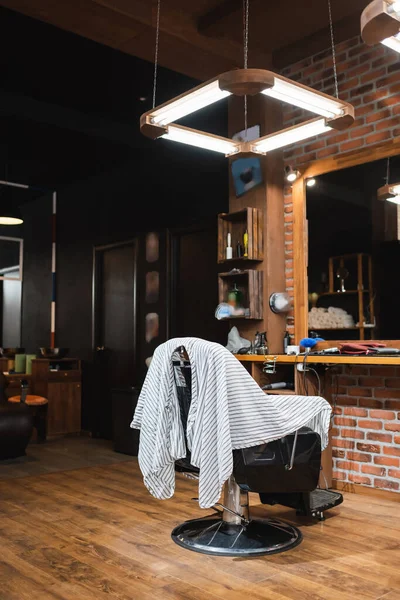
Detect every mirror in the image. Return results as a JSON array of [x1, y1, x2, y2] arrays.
[[0, 236, 23, 346], [0, 236, 23, 281], [306, 155, 400, 341]]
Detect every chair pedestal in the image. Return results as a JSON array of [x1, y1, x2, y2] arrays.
[[171, 476, 302, 557]]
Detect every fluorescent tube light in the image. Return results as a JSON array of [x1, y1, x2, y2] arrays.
[[0, 217, 23, 225], [390, 184, 400, 194], [252, 119, 331, 154], [151, 81, 231, 126], [382, 32, 400, 51], [387, 195, 400, 204], [162, 125, 239, 155], [262, 78, 344, 119], [388, 1, 400, 15]]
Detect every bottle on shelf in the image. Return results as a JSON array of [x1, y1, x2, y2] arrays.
[[283, 331, 290, 353], [236, 240, 243, 258], [243, 230, 248, 258], [228, 283, 243, 309], [226, 232, 233, 260]]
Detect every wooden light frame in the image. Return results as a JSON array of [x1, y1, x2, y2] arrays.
[[377, 181, 400, 201], [140, 69, 354, 157], [292, 137, 400, 347], [361, 0, 400, 47]]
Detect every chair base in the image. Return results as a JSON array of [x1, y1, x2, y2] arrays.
[[171, 515, 302, 557]]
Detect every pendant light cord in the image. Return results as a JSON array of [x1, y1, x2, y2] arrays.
[[328, 0, 339, 99], [152, 0, 161, 109], [386, 157, 390, 185], [243, 0, 249, 140]]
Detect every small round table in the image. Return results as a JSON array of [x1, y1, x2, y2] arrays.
[[8, 395, 48, 442]]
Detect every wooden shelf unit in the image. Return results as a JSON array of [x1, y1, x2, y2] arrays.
[[218, 269, 263, 320], [218, 208, 263, 263]]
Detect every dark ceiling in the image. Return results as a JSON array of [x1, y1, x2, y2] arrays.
[[0, 0, 371, 79]]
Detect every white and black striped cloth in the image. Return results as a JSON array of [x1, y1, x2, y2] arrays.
[[131, 337, 331, 509]]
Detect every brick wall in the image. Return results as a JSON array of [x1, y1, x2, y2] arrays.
[[331, 366, 400, 492], [282, 35, 400, 339], [281, 37, 400, 493]]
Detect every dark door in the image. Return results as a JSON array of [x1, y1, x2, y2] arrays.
[[92, 240, 137, 438]]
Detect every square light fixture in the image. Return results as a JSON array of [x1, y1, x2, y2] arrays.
[[361, 0, 400, 51], [140, 69, 355, 157], [378, 181, 400, 204]]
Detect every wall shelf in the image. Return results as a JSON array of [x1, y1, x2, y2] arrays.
[[218, 207, 263, 263], [218, 269, 263, 320]]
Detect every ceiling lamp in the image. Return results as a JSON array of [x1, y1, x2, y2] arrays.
[[140, 69, 354, 157], [361, 0, 400, 51], [0, 212, 23, 225], [378, 182, 400, 204], [285, 166, 300, 182]]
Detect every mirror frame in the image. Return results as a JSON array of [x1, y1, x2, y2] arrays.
[[293, 137, 400, 346], [0, 236, 23, 282]]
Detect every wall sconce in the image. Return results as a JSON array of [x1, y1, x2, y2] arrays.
[[269, 292, 292, 314], [361, 0, 400, 52], [285, 166, 300, 183], [378, 181, 400, 204], [306, 178, 316, 188]]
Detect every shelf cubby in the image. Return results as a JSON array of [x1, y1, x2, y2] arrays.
[[218, 207, 263, 263], [218, 269, 263, 320]]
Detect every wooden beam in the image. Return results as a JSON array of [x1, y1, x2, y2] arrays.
[[197, 0, 242, 36]]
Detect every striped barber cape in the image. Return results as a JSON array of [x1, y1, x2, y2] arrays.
[[131, 337, 331, 509]]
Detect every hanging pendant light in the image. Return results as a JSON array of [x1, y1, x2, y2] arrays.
[[141, 70, 354, 157], [378, 182, 400, 204], [0, 207, 23, 225], [361, 0, 400, 52], [141, 0, 355, 158]]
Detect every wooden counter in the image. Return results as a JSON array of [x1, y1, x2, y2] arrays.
[[235, 353, 400, 365]]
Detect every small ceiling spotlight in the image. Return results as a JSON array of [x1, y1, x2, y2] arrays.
[[285, 165, 300, 183], [306, 177, 316, 188]]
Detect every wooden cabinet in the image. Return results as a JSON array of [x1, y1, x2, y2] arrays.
[[47, 381, 81, 436], [31, 358, 82, 437]]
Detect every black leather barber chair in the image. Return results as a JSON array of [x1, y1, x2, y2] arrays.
[[0, 400, 33, 460], [171, 346, 342, 557]]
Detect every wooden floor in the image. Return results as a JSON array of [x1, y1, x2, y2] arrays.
[[0, 459, 400, 600], [0, 437, 135, 480]]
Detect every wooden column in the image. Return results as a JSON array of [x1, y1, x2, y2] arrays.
[[227, 95, 286, 353]]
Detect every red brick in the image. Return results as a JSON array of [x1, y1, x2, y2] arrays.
[[359, 398, 385, 408], [385, 378, 400, 388], [348, 387, 372, 397], [359, 377, 385, 387], [332, 438, 355, 449], [374, 478, 399, 491], [332, 449, 346, 459], [369, 410, 396, 420], [336, 460, 360, 471], [385, 422, 400, 432], [334, 417, 357, 427], [388, 469, 400, 479], [394, 435, 400, 444], [357, 442, 381, 454], [383, 446, 400, 457], [366, 131, 392, 145], [344, 407, 368, 417], [349, 474, 371, 485], [340, 139, 365, 152], [349, 125, 374, 139], [340, 77, 359, 91], [376, 73, 400, 87], [326, 132, 349, 145], [376, 117, 400, 130], [364, 89, 391, 103], [336, 395, 358, 406], [332, 470, 346, 481], [348, 366, 370, 376], [358, 420, 383, 430], [370, 367, 397, 376], [317, 145, 339, 159], [360, 67, 386, 83], [337, 376, 357, 386], [341, 428, 365, 439], [362, 465, 386, 476], [367, 432, 392, 443], [304, 139, 326, 152], [366, 110, 391, 124], [347, 451, 371, 463], [374, 456, 400, 467], [332, 406, 343, 415]]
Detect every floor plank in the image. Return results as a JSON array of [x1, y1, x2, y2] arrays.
[[0, 439, 400, 599]]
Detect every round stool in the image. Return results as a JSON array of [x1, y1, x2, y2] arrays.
[[8, 395, 48, 442]]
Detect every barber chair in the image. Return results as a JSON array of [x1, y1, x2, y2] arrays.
[[171, 347, 342, 557]]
